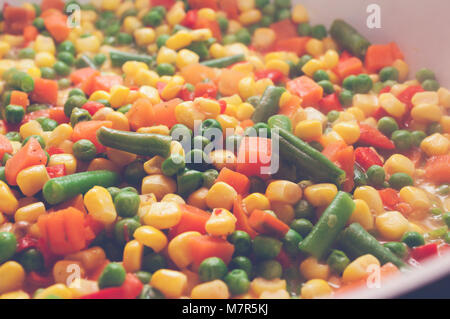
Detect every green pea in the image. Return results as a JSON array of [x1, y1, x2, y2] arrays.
[[96, 99, 111, 108], [187, 41, 209, 61], [58, 78, 71, 89], [5, 131, 21, 142], [33, 17, 45, 31], [401, 231, 425, 248], [282, 229, 303, 256], [290, 218, 313, 237], [151, 6, 167, 17], [442, 212, 450, 228], [293, 199, 314, 220], [411, 130, 427, 147], [139, 285, 165, 299], [311, 25, 327, 40], [0, 232, 17, 264], [429, 207, 442, 217], [423, 79, 440, 91], [202, 169, 219, 189], [326, 249, 350, 274], [18, 248, 44, 272], [275, 8, 290, 21], [117, 103, 132, 114], [236, 28, 251, 45], [156, 63, 175, 76], [379, 67, 399, 82], [156, 34, 170, 48], [224, 269, 250, 295], [198, 257, 228, 282], [93, 53, 107, 67], [339, 89, 353, 107], [342, 75, 357, 91], [2, 153, 12, 166], [185, 149, 210, 171], [70, 107, 92, 127], [36, 117, 58, 131], [298, 54, 312, 71], [377, 116, 399, 137], [228, 231, 252, 256], [103, 36, 116, 46], [256, 259, 282, 280], [317, 80, 334, 95], [105, 23, 121, 36], [114, 191, 140, 218], [367, 165, 386, 187], [255, 0, 270, 8], [354, 74, 373, 93], [107, 187, 121, 200], [72, 139, 96, 161], [259, 15, 273, 28], [199, 119, 222, 141], [389, 172, 413, 190], [142, 252, 167, 272], [262, 3, 276, 16], [217, 16, 229, 33], [22, 135, 45, 149], [253, 235, 282, 260], [98, 263, 126, 289], [18, 48, 36, 59], [327, 110, 340, 123], [117, 32, 133, 45], [297, 22, 311, 36], [313, 70, 329, 82], [40, 67, 56, 79], [123, 160, 146, 186], [143, 10, 163, 27], [427, 122, 443, 135], [53, 61, 71, 76], [229, 256, 252, 277], [275, 0, 292, 9], [135, 271, 152, 284], [121, 8, 138, 20], [391, 130, 413, 151], [64, 95, 87, 117], [161, 154, 186, 177], [5, 104, 25, 124], [416, 68, 435, 83], [68, 88, 86, 98], [114, 218, 141, 246], [57, 51, 75, 66]]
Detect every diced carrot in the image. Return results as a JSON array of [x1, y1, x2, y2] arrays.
[[274, 37, 310, 56], [248, 209, 290, 238], [23, 25, 39, 42], [63, 208, 87, 252], [50, 194, 87, 215], [365, 43, 403, 73], [30, 78, 58, 105], [270, 19, 297, 41], [218, 69, 246, 96], [41, 0, 65, 12], [233, 196, 258, 238], [0, 135, 13, 161], [9, 90, 30, 109], [240, 119, 254, 130], [70, 68, 99, 85], [72, 120, 113, 153], [218, 0, 239, 19], [3, 6, 35, 35], [215, 167, 250, 195], [91, 75, 123, 94], [322, 141, 347, 161], [188, 235, 234, 268], [425, 155, 450, 184], [49, 107, 69, 124], [286, 76, 323, 106], [126, 98, 155, 131], [378, 188, 399, 210], [279, 95, 302, 117], [43, 10, 70, 42], [188, 0, 218, 10], [194, 18, 222, 41], [168, 204, 210, 238], [336, 57, 363, 79], [5, 137, 48, 186], [152, 98, 182, 128], [180, 63, 219, 85], [336, 146, 355, 192], [389, 42, 404, 60], [236, 136, 273, 178]]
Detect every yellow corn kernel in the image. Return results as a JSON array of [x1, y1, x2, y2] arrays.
[[167, 3, 186, 26], [14, 202, 46, 224], [243, 193, 271, 214], [27, 66, 41, 79], [438, 87, 450, 108], [122, 16, 142, 33], [209, 150, 237, 171], [139, 193, 157, 208], [354, 186, 384, 215], [105, 111, 130, 131], [187, 188, 208, 210], [0, 181, 19, 216], [300, 257, 330, 281], [87, 158, 120, 173], [143, 155, 164, 175], [16, 165, 50, 197], [250, 278, 286, 298], [333, 121, 360, 145], [166, 30, 193, 50], [34, 51, 55, 68], [134, 225, 167, 252], [216, 114, 239, 131], [301, 279, 332, 299], [84, 186, 117, 225], [349, 199, 374, 230], [291, 4, 309, 23], [353, 94, 378, 116], [134, 27, 156, 47], [411, 104, 443, 123], [238, 76, 256, 101], [46, 124, 73, 148], [168, 231, 201, 269], [139, 85, 161, 104], [161, 194, 185, 205], [68, 279, 99, 298], [231, 61, 254, 75], [376, 211, 409, 241], [206, 182, 237, 211], [0, 290, 30, 299], [65, 247, 106, 273], [306, 39, 325, 57], [235, 102, 255, 121], [346, 107, 365, 122], [176, 49, 199, 69], [101, 0, 121, 10], [399, 186, 431, 211], [150, 269, 187, 298], [295, 120, 323, 142], [76, 35, 100, 53], [412, 91, 439, 107], [239, 9, 261, 26], [304, 184, 338, 207], [322, 50, 339, 69], [191, 280, 230, 299], [279, 91, 293, 109], [383, 154, 415, 177], [170, 140, 185, 157], [206, 208, 237, 237], [156, 46, 177, 64], [49, 153, 77, 175], [175, 101, 206, 130], [209, 43, 227, 59], [20, 121, 43, 140], [108, 85, 130, 109], [142, 201, 182, 229], [123, 240, 143, 273], [123, 61, 149, 75], [141, 174, 177, 200], [106, 148, 137, 167], [34, 284, 73, 299], [379, 93, 406, 118], [89, 90, 110, 102], [342, 254, 380, 283], [392, 59, 409, 82], [0, 262, 25, 294], [195, 97, 221, 119], [52, 260, 85, 285], [266, 181, 302, 205], [251, 28, 276, 51], [196, 7, 215, 20], [301, 59, 325, 77], [190, 28, 213, 41], [421, 133, 449, 156], [265, 59, 290, 76], [34, 35, 55, 54], [0, 41, 10, 58]]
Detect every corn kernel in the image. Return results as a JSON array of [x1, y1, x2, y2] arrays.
[[421, 133, 449, 156], [190, 28, 213, 42], [134, 28, 156, 47], [301, 279, 332, 299], [209, 43, 227, 59], [354, 186, 385, 215], [175, 101, 206, 130], [141, 201, 182, 229], [265, 59, 290, 76], [48, 154, 77, 175], [342, 254, 380, 283], [353, 94, 379, 116], [68, 279, 99, 298], [0, 41, 10, 58], [383, 154, 415, 177], [176, 49, 199, 69], [35, 52, 55, 68], [76, 35, 100, 53], [191, 280, 230, 299], [198, 8, 216, 21], [123, 240, 143, 273], [141, 174, 177, 200], [167, 4, 186, 26], [322, 50, 339, 69], [239, 9, 261, 26], [291, 4, 309, 23], [101, 0, 121, 11], [306, 39, 325, 57], [205, 208, 237, 237], [438, 87, 450, 108], [252, 28, 276, 51], [266, 181, 302, 205], [84, 186, 117, 225], [0, 262, 25, 294], [238, 76, 256, 101], [166, 30, 193, 50], [34, 35, 55, 54], [243, 193, 271, 214], [392, 59, 409, 82], [0, 290, 30, 299], [411, 104, 443, 123], [206, 182, 237, 210], [379, 93, 406, 118], [250, 278, 286, 298], [304, 184, 338, 207], [209, 150, 237, 171], [150, 269, 187, 298], [16, 165, 50, 197], [187, 188, 208, 210], [294, 120, 323, 142], [0, 181, 19, 215], [134, 225, 167, 252], [333, 121, 360, 145], [301, 59, 325, 77], [34, 284, 73, 299], [235, 102, 255, 121], [399, 186, 431, 211], [349, 199, 374, 230], [168, 231, 202, 269], [300, 257, 330, 280], [376, 211, 409, 240]]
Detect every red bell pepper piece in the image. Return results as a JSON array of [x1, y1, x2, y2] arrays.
[[178, 86, 195, 101], [335, 146, 355, 192], [82, 101, 105, 116], [218, 100, 226, 114], [354, 147, 383, 171], [181, 10, 198, 28], [233, 195, 258, 238], [80, 274, 143, 299], [287, 76, 324, 107], [365, 42, 404, 73], [31, 78, 58, 105], [168, 204, 210, 238], [335, 57, 363, 79], [318, 92, 343, 114], [218, 0, 239, 19], [46, 146, 65, 156], [189, 235, 235, 267], [397, 85, 424, 111], [17, 235, 39, 252], [215, 167, 250, 195], [411, 243, 439, 262], [274, 37, 309, 56], [236, 136, 273, 178], [248, 209, 290, 238], [379, 86, 392, 94], [254, 69, 285, 83], [378, 188, 399, 210], [46, 164, 66, 179], [358, 123, 395, 150], [194, 82, 218, 98], [424, 155, 450, 184]]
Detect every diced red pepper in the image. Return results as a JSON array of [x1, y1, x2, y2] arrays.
[[248, 209, 290, 238], [194, 82, 218, 99], [254, 69, 285, 84], [378, 188, 399, 210], [80, 273, 143, 299], [82, 101, 105, 116], [411, 243, 439, 262], [236, 137, 273, 178], [46, 164, 66, 179], [397, 85, 424, 111], [17, 235, 39, 253], [178, 86, 195, 101], [354, 147, 383, 171], [379, 86, 392, 94], [358, 123, 395, 150], [181, 10, 198, 28], [46, 146, 65, 156], [218, 100, 227, 114], [318, 92, 343, 114], [218, 0, 239, 20], [365, 42, 404, 73]]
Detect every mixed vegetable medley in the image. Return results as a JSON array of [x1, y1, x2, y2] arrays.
[[0, 0, 449, 300]]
